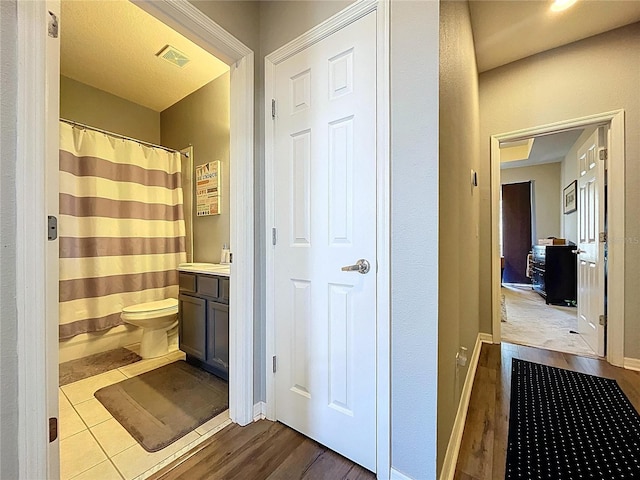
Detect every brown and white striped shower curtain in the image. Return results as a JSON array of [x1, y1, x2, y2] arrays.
[[59, 122, 187, 339]]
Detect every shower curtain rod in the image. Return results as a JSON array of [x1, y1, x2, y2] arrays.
[[60, 118, 189, 157]]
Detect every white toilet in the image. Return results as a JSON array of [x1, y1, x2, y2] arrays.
[[121, 298, 179, 359]]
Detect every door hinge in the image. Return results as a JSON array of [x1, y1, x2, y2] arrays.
[[599, 148, 608, 161], [48, 215, 58, 241], [271, 99, 276, 119], [272, 227, 277, 246], [49, 417, 58, 442], [272, 355, 277, 373], [48, 11, 58, 38], [599, 314, 607, 326], [599, 231, 607, 243]]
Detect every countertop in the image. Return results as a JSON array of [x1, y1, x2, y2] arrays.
[[178, 263, 230, 277]]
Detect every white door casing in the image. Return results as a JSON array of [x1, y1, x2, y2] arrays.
[[271, 11, 377, 472], [576, 127, 606, 356]]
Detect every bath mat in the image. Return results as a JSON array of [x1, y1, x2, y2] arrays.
[[59, 347, 141, 386], [501, 294, 507, 322], [506, 359, 640, 479], [95, 360, 228, 452]]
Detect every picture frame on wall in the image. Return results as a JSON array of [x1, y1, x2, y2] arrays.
[[563, 180, 577, 214]]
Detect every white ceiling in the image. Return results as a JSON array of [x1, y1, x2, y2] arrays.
[[469, 0, 640, 72], [500, 129, 584, 169], [61, 0, 229, 112]]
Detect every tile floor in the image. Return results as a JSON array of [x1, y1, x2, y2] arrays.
[[501, 283, 597, 357], [59, 347, 231, 480]]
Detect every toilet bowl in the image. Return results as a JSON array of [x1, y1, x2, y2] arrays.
[[121, 298, 179, 359]]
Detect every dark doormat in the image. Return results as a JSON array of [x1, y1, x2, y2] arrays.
[[506, 359, 640, 479], [95, 360, 228, 452], [59, 347, 142, 386]]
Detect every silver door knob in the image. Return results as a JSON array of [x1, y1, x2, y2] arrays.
[[572, 249, 586, 254], [341, 259, 370, 274]]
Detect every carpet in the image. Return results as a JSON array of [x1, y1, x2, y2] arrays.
[[95, 360, 228, 452], [506, 359, 640, 479], [59, 347, 141, 386], [501, 294, 507, 322]]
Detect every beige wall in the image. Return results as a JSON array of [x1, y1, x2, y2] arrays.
[[60, 76, 161, 144], [0, 1, 19, 476], [478, 23, 640, 357], [161, 74, 231, 264], [438, 1, 480, 474], [501, 162, 561, 241]]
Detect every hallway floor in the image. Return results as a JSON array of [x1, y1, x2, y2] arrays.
[[501, 283, 596, 357], [59, 347, 230, 480], [455, 342, 640, 480]]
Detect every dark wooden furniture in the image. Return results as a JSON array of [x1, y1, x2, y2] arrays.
[[178, 272, 229, 380], [531, 245, 576, 305]]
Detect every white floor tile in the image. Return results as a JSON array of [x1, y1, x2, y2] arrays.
[[60, 430, 108, 480], [118, 350, 185, 378], [111, 431, 200, 480], [59, 389, 87, 440], [91, 418, 137, 457], [195, 410, 230, 435], [61, 370, 127, 405], [70, 460, 123, 480], [74, 398, 113, 428]]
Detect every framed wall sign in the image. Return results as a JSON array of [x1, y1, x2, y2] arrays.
[[196, 160, 221, 216], [563, 180, 577, 214]]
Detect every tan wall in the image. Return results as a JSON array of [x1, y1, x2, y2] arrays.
[[161, 74, 231, 264], [438, 0, 480, 473], [478, 23, 640, 357], [60, 76, 161, 144], [501, 162, 562, 241]]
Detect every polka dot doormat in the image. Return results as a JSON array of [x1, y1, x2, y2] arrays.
[[506, 359, 640, 479]]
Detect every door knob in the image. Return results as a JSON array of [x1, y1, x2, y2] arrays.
[[341, 259, 370, 274], [572, 249, 586, 254]]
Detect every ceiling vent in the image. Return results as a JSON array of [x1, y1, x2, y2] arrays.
[[156, 45, 190, 68]]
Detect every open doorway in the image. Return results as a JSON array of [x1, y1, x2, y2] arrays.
[[491, 111, 625, 366]]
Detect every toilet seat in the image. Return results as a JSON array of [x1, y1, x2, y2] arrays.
[[122, 298, 178, 321]]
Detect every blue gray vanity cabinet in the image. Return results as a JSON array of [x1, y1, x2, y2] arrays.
[[178, 272, 229, 380]]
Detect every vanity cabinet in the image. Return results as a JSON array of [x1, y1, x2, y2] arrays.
[[178, 272, 229, 380]]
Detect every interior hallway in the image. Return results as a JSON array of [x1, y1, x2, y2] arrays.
[[501, 284, 596, 358], [454, 342, 640, 480]]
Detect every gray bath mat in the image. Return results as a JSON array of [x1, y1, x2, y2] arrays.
[[59, 347, 141, 386], [94, 360, 228, 452]]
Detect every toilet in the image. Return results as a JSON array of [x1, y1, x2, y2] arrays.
[[121, 298, 179, 359]]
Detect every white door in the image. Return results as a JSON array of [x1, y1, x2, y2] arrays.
[[576, 127, 606, 356], [272, 12, 377, 471]]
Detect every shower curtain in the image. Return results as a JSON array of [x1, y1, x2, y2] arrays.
[[59, 122, 187, 339]]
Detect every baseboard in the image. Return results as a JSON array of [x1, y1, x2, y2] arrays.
[[624, 357, 640, 372], [390, 467, 413, 480], [439, 332, 492, 480], [253, 401, 266, 421], [58, 325, 142, 363]]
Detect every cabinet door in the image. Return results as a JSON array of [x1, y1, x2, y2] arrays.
[[206, 301, 229, 378], [179, 294, 206, 361]]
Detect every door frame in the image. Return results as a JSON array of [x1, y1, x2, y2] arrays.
[[264, 0, 390, 475], [490, 110, 625, 366], [15, 1, 254, 476]]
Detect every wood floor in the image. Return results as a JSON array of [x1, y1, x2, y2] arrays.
[[148, 420, 375, 480], [454, 342, 640, 480]]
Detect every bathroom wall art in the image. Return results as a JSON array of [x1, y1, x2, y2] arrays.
[[196, 160, 221, 216]]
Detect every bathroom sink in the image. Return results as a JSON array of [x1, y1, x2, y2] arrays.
[[178, 262, 230, 276]]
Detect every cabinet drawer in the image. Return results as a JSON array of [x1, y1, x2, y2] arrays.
[[179, 273, 196, 293], [219, 278, 229, 303], [198, 275, 219, 298]]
